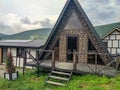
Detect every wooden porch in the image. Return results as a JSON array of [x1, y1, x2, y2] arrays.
[[26, 60, 116, 77], [23, 49, 119, 77]]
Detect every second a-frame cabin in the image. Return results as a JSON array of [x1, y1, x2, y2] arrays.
[[41, 0, 113, 65]]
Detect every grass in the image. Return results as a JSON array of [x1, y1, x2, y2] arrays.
[[0, 69, 120, 90]]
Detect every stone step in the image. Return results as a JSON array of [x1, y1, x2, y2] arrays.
[[49, 75, 69, 81], [52, 71, 71, 76], [46, 81, 65, 86]]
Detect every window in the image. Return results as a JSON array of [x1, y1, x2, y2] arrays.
[[117, 49, 120, 54], [108, 48, 111, 53], [17, 48, 24, 57], [111, 48, 116, 54], [116, 35, 120, 39], [113, 41, 118, 47], [108, 40, 112, 47], [110, 35, 115, 39]]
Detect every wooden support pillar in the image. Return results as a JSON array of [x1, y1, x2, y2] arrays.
[[23, 49, 26, 76], [73, 51, 77, 70], [36, 51, 40, 77], [95, 54, 97, 73], [52, 51, 55, 68]]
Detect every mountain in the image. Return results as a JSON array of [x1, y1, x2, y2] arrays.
[[1, 22, 120, 40], [1, 28, 52, 40], [0, 33, 7, 38]]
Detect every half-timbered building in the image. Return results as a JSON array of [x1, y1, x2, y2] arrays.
[[95, 22, 120, 56]]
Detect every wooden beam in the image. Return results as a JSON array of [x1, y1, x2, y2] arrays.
[[52, 51, 55, 68], [36, 51, 40, 77], [95, 54, 97, 73], [23, 50, 26, 76], [73, 51, 77, 70]]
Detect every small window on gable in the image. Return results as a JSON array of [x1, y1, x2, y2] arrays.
[[17, 48, 24, 57], [110, 35, 115, 40]]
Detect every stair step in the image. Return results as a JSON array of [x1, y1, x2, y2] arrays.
[[52, 71, 71, 76], [49, 75, 69, 81], [46, 81, 65, 86], [45, 88, 53, 90]]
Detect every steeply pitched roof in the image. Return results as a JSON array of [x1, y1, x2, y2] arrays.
[[40, 0, 112, 64], [95, 22, 120, 38], [43, 0, 104, 51]]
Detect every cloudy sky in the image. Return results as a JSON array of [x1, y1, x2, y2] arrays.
[[0, 0, 120, 34]]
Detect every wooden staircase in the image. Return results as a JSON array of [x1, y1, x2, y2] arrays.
[[44, 68, 73, 87]]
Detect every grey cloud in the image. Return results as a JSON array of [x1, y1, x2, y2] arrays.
[[0, 22, 13, 34], [20, 17, 32, 24], [40, 18, 52, 28], [80, 0, 120, 25]]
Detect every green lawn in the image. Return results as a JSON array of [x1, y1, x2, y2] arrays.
[[0, 70, 120, 90]]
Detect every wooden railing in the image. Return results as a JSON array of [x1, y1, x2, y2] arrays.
[[73, 51, 120, 74], [23, 49, 55, 76]]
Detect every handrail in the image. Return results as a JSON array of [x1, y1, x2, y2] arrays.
[[26, 50, 37, 64]]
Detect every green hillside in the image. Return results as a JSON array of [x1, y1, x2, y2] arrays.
[[1, 28, 51, 40], [1, 22, 120, 40], [0, 33, 6, 38]]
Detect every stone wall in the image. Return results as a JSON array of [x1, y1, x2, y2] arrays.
[[59, 29, 88, 63]]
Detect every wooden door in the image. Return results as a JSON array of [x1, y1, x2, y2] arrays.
[[67, 36, 78, 62]]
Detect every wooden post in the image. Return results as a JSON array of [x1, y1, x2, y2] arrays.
[[36, 51, 40, 77], [95, 54, 97, 73], [73, 51, 77, 70], [23, 49, 26, 76], [52, 51, 55, 68]]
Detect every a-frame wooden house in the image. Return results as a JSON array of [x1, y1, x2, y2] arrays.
[[24, 1, 116, 85], [40, 0, 113, 65]]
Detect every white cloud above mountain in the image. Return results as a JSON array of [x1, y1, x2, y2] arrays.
[[0, 0, 119, 34]]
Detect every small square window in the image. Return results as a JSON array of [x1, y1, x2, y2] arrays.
[[116, 35, 120, 39], [113, 41, 118, 47], [108, 41, 112, 47], [111, 48, 116, 54], [110, 35, 115, 39], [117, 49, 120, 54]]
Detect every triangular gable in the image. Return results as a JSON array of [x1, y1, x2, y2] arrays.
[[41, 0, 113, 64], [102, 28, 120, 39], [65, 11, 84, 29]]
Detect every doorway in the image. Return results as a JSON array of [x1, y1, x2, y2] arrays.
[[67, 36, 78, 62]]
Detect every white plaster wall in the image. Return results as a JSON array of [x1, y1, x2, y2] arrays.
[[6, 48, 36, 68], [103, 30, 120, 54]]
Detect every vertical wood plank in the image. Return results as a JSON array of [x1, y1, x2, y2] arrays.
[[52, 51, 55, 68], [95, 54, 97, 73], [73, 51, 77, 70], [23, 49, 26, 76]]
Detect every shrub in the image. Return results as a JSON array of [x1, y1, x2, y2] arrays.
[[5, 52, 16, 74]]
